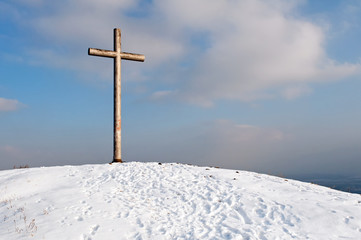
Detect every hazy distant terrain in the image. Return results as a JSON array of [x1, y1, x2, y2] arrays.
[[291, 175, 361, 194]]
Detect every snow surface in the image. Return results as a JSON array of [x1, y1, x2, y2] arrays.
[[0, 162, 360, 240]]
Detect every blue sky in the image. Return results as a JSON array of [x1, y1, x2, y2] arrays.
[[1, 0, 361, 177]]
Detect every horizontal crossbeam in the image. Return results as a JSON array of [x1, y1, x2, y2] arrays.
[[88, 48, 145, 62], [120, 52, 145, 62], [88, 48, 116, 58]]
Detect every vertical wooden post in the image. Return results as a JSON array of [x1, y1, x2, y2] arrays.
[[113, 29, 122, 162]]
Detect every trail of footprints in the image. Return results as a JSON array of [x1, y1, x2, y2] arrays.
[[62, 164, 303, 239]]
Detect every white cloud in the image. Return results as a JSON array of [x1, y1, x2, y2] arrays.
[[166, 0, 360, 105], [209, 120, 285, 145], [152, 0, 361, 105], [282, 85, 313, 100], [0, 97, 23, 112], [11, 0, 184, 81], [9, 0, 361, 104], [0, 145, 20, 155], [126, 119, 361, 175], [127, 119, 286, 167], [150, 90, 174, 100], [0, 145, 24, 168]]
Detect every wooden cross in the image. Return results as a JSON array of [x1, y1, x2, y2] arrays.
[[88, 28, 145, 163]]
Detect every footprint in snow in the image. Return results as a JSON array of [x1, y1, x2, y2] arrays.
[[90, 225, 100, 235], [136, 218, 144, 228], [344, 216, 353, 224], [80, 233, 92, 240], [255, 208, 266, 218]]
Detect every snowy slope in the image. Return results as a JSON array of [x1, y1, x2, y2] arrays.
[[0, 162, 360, 240]]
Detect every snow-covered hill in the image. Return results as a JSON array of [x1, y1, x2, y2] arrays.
[[0, 162, 360, 239]]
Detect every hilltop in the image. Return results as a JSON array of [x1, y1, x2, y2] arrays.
[[1, 162, 360, 239]]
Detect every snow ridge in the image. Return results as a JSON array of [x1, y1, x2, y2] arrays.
[[1, 162, 360, 239]]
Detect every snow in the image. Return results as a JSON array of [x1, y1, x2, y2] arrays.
[[0, 162, 360, 240]]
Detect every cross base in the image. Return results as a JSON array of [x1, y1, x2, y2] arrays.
[[112, 159, 123, 163]]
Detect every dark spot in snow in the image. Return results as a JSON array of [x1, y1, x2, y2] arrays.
[[233, 178, 237, 180], [205, 168, 210, 170], [236, 171, 239, 173], [158, 163, 162, 165]]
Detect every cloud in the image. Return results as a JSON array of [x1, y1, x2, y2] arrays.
[[125, 119, 361, 176], [8, 0, 361, 104], [281, 85, 313, 100], [149, 0, 361, 105], [160, 0, 360, 105], [150, 90, 175, 100], [0, 145, 21, 155], [8, 0, 185, 81], [0, 145, 24, 168], [0, 144, 49, 170], [126, 119, 287, 170], [0, 97, 23, 112]]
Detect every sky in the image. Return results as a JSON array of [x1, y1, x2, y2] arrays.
[[0, 0, 361, 177]]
